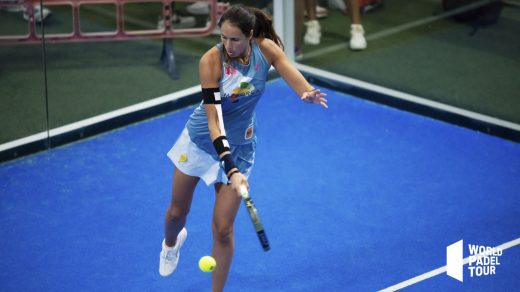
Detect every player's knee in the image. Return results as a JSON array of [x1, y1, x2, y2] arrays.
[[166, 206, 190, 222], [212, 222, 234, 244]]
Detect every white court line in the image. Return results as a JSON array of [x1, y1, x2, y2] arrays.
[[3, 63, 519, 154], [379, 237, 520, 292], [0, 85, 201, 152], [295, 63, 520, 132]]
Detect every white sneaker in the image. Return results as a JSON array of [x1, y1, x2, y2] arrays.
[[159, 228, 187, 277], [304, 20, 321, 45], [328, 0, 347, 12], [23, 5, 51, 23], [186, 2, 209, 15], [349, 24, 367, 50], [316, 5, 329, 18]]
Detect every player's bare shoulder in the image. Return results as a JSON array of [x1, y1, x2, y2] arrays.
[[199, 46, 220, 67], [256, 37, 283, 65], [199, 47, 221, 82]]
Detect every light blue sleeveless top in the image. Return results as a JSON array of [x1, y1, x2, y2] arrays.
[[186, 40, 271, 156]]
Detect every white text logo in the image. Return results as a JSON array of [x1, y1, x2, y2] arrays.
[[446, 240, 503, 282]]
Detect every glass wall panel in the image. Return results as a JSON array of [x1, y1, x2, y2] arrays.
[[43, 1, 215, 132], [0, 0, 48, 145], [2, 0, 518, 157], [299, 0, 520, 124]]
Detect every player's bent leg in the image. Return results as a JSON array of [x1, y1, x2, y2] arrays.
[[164, 167, 199, 245], [211, 183, 242, 292], [160, 167, 199, 276]]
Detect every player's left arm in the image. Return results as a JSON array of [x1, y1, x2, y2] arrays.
[[259, 38, 328, 108]]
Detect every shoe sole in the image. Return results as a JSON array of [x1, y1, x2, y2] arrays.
[[304, 36, 321, 45], [349, 45, 367, 50]]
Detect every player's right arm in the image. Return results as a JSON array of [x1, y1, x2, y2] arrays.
[[199, 48, 222, 144], [199, 48, 248, 193]]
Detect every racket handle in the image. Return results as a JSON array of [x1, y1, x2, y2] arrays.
[[239, 185, 249, 198]]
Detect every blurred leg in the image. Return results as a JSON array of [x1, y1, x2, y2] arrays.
[[347, 0, 361, 24], [295, 0, 305, 56]]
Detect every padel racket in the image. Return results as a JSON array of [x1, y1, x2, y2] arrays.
[[240, 185, 270, 251]]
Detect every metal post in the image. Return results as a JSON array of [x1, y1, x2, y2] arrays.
[[273, 0, 295, 61]]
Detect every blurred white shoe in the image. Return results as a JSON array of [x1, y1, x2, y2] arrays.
[[304, 20, 321, 45], [205, 19, 221, 35], [328, 0, 347, 12], [316, 5, 328, 18], [304, 5, 329, 19], [23, 5, 51, 23], [186, 2, 209, 15], [349, 24, 367, 50]]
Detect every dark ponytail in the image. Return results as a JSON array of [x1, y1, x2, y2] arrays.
[[251, 8, 284, 49], [218, 4, 284, 49]]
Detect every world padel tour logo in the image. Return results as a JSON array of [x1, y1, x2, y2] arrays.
[[446, 239, 503, 282]]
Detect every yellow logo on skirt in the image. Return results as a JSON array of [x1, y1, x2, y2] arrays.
[[178, 153, 188, 163]]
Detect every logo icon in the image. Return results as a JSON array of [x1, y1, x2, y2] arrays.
[[447, 240, 464, 282], [178, 153, 188, 163]]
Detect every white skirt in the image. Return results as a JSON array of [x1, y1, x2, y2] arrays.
[[167, 128, 255, 186]]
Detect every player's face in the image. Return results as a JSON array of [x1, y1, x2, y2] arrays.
[[220, 21, 252, 58]]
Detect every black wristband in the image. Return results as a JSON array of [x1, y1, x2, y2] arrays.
[[213, 136, 230, 156], [220, 153, 237, 175]]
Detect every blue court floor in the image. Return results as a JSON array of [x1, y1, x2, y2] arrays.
[[1, 78, 519, 291]]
